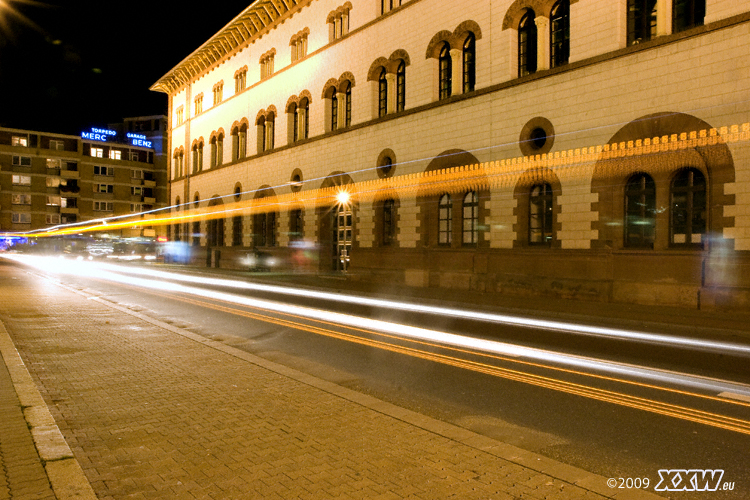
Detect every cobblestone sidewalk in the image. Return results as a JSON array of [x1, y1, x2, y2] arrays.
[[0, 264, 662, 500]]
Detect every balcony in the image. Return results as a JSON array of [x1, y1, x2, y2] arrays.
[[143, 196, 156, 204], [143, 179, 156, 188], [60, 169, 79, 179], [60, 207, 79, 215]]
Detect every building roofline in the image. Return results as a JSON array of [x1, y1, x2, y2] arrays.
[[150, 0, 308, 95]]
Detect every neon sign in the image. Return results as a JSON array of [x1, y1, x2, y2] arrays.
[[81, 127, 116, 142], [127, 133, 152, 148]]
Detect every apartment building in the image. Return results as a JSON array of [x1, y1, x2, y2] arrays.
[[0, 118, 168, 238], [152, 0, 750, 309]]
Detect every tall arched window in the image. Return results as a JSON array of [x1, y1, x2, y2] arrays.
[[299, 98, 310, 139], [671, 168, 706, 246], [265, 114, 275, 150], [518, 9, 537, 77], [462, 33, 475, 93], [216, 133, 223, 166], [550, 0, 570, 68], [383, 198, 396, 246], [210, 136, 218, 168], [231, 128, 240, 161], [192, 194, 201, 247], [290, 208, 303, 241], [290, 103, 299, 142], [396, 61, 406, 112], [627, 0, 657, 45], [174, 197, 181, 242], [257, 116, 266, 152], [438, 193, 452, 245], [378, 68, 388, 118], [438, 43, 452, 100], [344, 84, 352, 127], [192, 144, 199, 173], [673, 0, 705, 33], [529, 183, 553, 245], [331, 92, 339, 131], [462, 191, 479, 245], [625, 173, 656, 248], [239, 124, 247, 158]]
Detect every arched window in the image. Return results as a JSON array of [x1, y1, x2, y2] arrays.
[[550, 0, 570, 68], [290, 208, 303, 241], [396, 61, 406, 112], [174, 197, 181, 242], [671, 168, 706, 246], [233, 186, 243, 247], [624, 173, 656, 248], [192, 194, 201, 247], [290, 103, 299, 142], [257, 116, 267, 152], [462, 191, 479, 245], [344, 84, 352, 127], [239, 124, 247, 158], [331, 91, 339, 131], [192, 144, 199, 173], [254, 212, 276, 247], [529, 183, 553, 245], [210, 136, 218, 168], [627, 0, 657, 45], [438, 43, 452, 100], [299, 98, 310, 139], [378, 68, 388, 118], [518, 9, 537, 77], [382, 198, 396, 245], [673, 0, 705, 33], [216, 133, 223, 166], [462, 33, 475, 93], [265, 114, 275, 150], [438, 193, 452, 245], [231, 128, 240, 161]]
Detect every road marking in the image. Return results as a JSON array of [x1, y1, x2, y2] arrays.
[[719, 391, 750, 403]]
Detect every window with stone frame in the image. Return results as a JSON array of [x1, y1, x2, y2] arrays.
[[462, 191, 479, 245], [529, 183, 554, 245], [627, 0, 657, 45], [438, 193, 452, 245], [624, 173, 656, 248], [518, 9, 537, 77], [438, 43, 452, 100], [672, 0, 705, 33], [462, 33, 476, 93], [550, 0, 570, 68], [670, 168, 706, 247]]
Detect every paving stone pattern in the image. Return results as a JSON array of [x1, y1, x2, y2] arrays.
[[0, 352, 56, 500], [0, 269, 615, 500]]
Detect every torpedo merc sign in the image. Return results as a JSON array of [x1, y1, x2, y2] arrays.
[[81, 127, 153, 148]]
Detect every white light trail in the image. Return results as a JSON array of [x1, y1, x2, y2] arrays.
[[57, 259, 750, 357], [5, 254, 750, 398]]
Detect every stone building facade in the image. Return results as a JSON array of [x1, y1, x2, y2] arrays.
[[152, 0, 750, 309]]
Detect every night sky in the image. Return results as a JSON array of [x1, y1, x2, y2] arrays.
[[0, 1, 249, 135]]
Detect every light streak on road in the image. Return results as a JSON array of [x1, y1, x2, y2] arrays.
[[45, 259, 750, 357], [6, 254, 750, 401]]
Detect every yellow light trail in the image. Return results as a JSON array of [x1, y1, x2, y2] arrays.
[[3, 122, 748, 239]]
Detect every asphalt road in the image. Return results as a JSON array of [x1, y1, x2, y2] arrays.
[[7, 256, 750, 499]]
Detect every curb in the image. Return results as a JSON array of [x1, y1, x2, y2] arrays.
[[0, 320, 97, 500]]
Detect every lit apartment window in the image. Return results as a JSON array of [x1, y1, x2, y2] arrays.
[[12, 194, 32, 205], [47, 158, 61, 170], [46, 214, 61, 225], [93, 201, 114, 211], [131, 203, 143, 212], [131, 186, 143, 196], [46, 196, 61, 206], [94, 184, 114, 193], [94, 166, 114, 176], [91, 147, 104, 158], [213, 82, 224, 105], [109, 150, 121, 160], [194, 94, 203, 115], [12, 213, 31, 224], [46, 177, 61, 187], [175, 106, 184, 126], [11, 135, 28, 147], [49, 139, 65, 150], [131, 169, 144, 179], [12, 174, 31, 185], [12, 156, 31, 166]]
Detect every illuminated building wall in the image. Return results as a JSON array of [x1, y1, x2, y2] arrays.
[[0, 121, 168, 237], [153, 0, 750, 309]]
